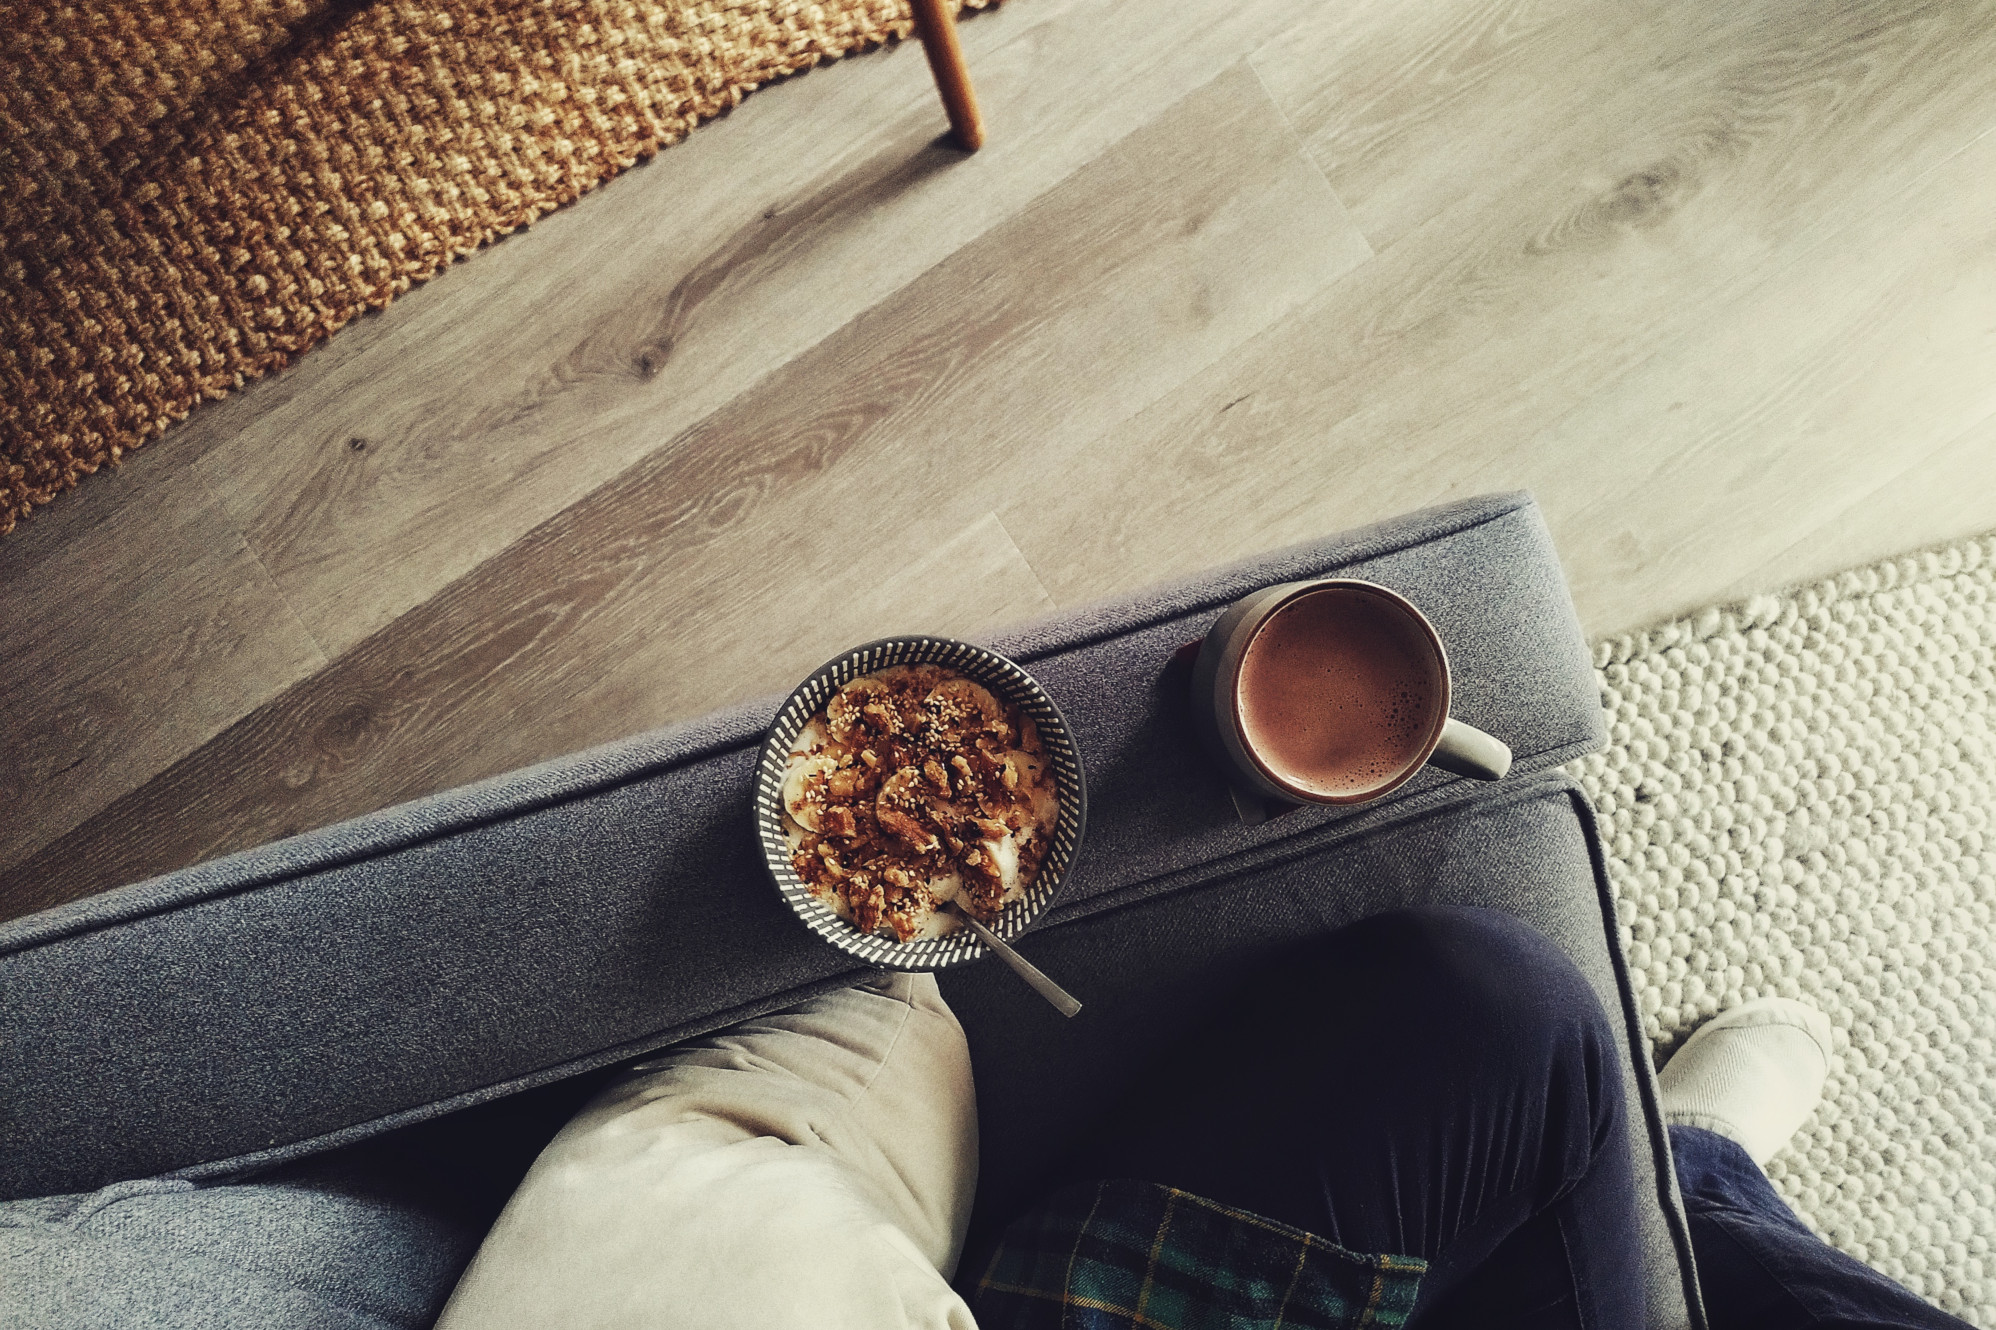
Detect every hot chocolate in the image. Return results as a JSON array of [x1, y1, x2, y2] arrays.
[[1234, 585, 1445, 798]]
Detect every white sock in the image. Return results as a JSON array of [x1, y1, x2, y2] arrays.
[[1658, 997, 1834, 1167]]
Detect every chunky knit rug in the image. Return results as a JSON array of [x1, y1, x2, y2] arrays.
[[1573, 536, 1996, 1325], [0, 0, 984, 534]]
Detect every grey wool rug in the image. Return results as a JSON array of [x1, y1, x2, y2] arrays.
[[1572, 535, 1996, 1325]]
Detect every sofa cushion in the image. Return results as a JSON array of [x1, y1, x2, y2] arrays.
[[433, 972, 977, 1330], [0, 493, 1698, 1327], [0, 1155, 480, 1329]]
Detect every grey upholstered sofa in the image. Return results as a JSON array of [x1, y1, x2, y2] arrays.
[[0, 493, 1705, 1328]]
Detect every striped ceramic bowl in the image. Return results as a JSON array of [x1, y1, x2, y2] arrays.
[[754, 636, 1088, 970]]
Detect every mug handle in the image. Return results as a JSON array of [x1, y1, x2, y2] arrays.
[[1428, 718, 1512, 781]]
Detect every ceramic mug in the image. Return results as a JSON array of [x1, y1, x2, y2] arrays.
[[1190, 578, 1511, 807]]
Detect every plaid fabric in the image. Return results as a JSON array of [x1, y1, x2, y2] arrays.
[[971, 1180, 1426, 1330]]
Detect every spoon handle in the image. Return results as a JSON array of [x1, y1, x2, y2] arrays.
[[949, 905, 1082, 1018]]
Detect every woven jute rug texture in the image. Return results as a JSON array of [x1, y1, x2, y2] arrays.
[[1572, 536, 1996, 1324], [1, 0, 984, 534]]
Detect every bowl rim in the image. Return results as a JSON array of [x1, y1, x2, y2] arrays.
[[752, 635, 1088, 971]]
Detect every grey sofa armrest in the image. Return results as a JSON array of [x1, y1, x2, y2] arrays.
[[0, 492, 1699, 1327]]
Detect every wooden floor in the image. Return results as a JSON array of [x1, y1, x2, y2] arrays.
[[5, 0, 1996, 924]]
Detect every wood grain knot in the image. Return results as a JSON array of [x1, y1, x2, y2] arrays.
[[1600, 162, 1690, 231]]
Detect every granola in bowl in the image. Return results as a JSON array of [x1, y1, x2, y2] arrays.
[[781, 663, 1060, 943]]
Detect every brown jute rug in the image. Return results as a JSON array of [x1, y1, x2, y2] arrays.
[[1, 0, 982, 534]]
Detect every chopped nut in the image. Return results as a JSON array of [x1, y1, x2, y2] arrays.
[[849, 874, 884, 934], [879, 807, 935, 850]]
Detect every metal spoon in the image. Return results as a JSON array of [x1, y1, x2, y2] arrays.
[[947, 903, 1082, 1018]]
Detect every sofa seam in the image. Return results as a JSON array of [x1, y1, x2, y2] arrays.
[[1567, 786, 1712, 1330], [157, 970, 879, 1187]]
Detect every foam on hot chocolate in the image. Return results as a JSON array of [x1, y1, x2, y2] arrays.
[[1235, 586, 1443, 798]]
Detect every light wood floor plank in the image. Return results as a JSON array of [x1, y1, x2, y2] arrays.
[[998, 0, 1996, 636], [1526, 129, 1996, 630], [1251, 0, 1654, 250], [0, 62, 1371, 916], [189, 0, 1308, 661], [868, 512, 1059, 641], [1732, 409, 1996, 599]]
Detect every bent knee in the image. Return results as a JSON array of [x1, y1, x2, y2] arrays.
[[1311, 906, 1615, 1047]]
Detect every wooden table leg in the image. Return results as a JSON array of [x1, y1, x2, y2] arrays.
[[910, 0, 986, 151]]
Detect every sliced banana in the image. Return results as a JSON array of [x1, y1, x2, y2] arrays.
[[826, 677, 890, 744], [980, 833, 1023, 899], [782, 754, 837, 831], [1000, 750, 1060, 832], [1027, 775, 1060, 835], [925, 677, 1003, 727], [877, 767, 942, 851]]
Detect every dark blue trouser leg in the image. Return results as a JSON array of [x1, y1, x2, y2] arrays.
[[1672, 1125, 1973, 1330], [1054, 905, 1645, 1330]]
